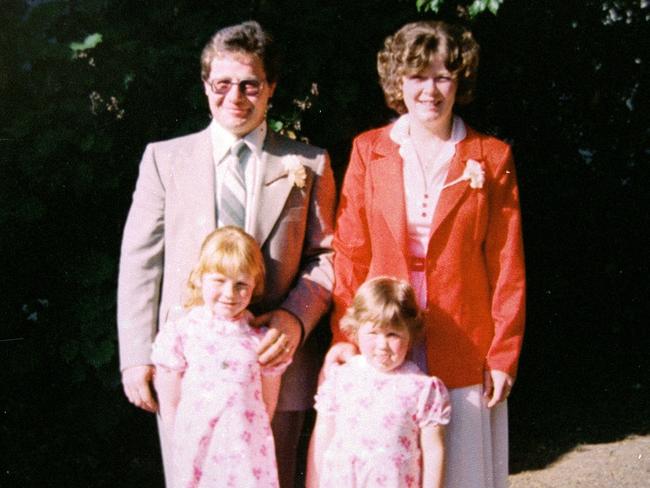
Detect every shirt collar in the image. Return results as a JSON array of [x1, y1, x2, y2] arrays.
[[210, 120, 267, 165], [389, 114, 466, 147]]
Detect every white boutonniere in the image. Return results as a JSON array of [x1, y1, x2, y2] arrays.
[[443, 159, 485, 190], [283, 156, 307, 189]]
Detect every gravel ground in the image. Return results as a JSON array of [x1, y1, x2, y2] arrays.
[[508, 435, 650, 487]]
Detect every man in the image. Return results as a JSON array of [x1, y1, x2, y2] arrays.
[[117, 21, 335, 487]]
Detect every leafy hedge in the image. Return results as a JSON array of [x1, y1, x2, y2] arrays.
[[1, 0, 648, 486]]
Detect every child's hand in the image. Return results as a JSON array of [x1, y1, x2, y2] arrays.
[[122, 365, 158, 413], [483, 369, 514, 408], [253, 309, 302, 367]]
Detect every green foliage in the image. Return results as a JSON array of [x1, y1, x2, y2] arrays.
[[1, 0, 648, 486], [69, 32, 103, 54], [417, 0, 445, 13], [468, 0, 503, 16], [417, 0, 504, 16]]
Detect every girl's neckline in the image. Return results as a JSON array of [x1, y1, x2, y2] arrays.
[[354, 354, 413, 376], [196, 306, 252, 325]]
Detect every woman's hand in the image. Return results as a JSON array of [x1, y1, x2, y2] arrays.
[[483, 369, 514, 408]]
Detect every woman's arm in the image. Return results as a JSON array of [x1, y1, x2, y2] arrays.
[[420, 424, 446, 488], [331, 137, 373, 341], [484, 144, 526, 382], [306, 414, 335, 488], [153, 367, 182, 442], [261, 374, 281, 420]]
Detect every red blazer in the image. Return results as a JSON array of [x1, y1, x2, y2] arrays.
[[332, 122, 526, 388]]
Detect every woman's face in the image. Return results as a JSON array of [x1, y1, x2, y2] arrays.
[[401, 56, 457, 134]]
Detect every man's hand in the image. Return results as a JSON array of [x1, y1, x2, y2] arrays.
[[483, 368, 514, 408], [253, 309, 302, 367], [319, 342, 358, 382], [122, 365, 158, 413]]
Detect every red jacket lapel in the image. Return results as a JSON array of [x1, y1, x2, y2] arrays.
[[429, 127, 482, 239]]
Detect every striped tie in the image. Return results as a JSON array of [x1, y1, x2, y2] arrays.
[[219, 141, 250, 229]]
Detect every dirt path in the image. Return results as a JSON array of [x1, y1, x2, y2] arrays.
[[508, 435, 650, 487]]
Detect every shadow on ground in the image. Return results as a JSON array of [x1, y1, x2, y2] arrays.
[[509, 308, 649, 473]]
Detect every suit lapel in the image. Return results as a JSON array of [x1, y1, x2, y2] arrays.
[[174, 127, 216, 232], [371, 129, 409, 259], [251, 131, 294, 246], [429, 128, 481, 239]]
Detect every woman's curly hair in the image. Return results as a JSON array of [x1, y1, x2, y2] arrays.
[[377, 21, 480, 114]]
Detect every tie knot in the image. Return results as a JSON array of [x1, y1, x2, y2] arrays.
[[231, 140, 249, 158]]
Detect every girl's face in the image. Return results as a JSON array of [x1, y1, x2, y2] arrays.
[[357, 321, 410, 372], [401, 56, 457, 134], [201, 271, 255, 319]]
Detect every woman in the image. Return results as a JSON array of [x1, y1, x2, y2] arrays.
[[328, 20, 525, 488]]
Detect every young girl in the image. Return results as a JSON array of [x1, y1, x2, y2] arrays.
[[307, 277, 451, 488], [152, 226, 288, 488]]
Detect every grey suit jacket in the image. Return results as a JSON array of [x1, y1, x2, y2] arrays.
[[117, 126, 335, 410]]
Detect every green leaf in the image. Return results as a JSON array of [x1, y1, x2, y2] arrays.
[[69, 33, 103, 53], [468, 0, 503, 17], [123, 72, 135, 90], [416, 0, 443, 13], [268, 118, 284, 132], [488, 0, 503, 15]]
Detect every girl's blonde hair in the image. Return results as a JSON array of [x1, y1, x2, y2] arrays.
[[340, 276, 423, 344], [183, 226, 265, 308]]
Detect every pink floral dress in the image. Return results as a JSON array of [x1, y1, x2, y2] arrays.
[[315, 355, 451, 487], [151, 306, 287, 488]]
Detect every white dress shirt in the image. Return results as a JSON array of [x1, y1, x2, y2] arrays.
[[210, 120, 267, 232], [390, 114, 467, 260]]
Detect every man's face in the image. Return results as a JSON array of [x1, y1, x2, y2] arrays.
[[203, 52, 276, 137]]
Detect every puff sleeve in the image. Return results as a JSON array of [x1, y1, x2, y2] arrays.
[[416, 376, 451, 428], [150, 318, 187, 372], [313, 364, 341, 417]]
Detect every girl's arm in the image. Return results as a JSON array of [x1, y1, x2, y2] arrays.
[[306, 414, 335, 488], [261, 374, 281, 420], [420, 424, 446, 488], [153, 367, 182, 443]]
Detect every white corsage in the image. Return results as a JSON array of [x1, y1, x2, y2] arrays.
[[463, 159, 485, 188], [443, 159, 485, 190], [283, 156, 307, 188]]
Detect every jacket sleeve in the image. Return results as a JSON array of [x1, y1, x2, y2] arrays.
[[117, 143, 166, 370], [484, 144, 526, 378], [280, 151, 336, 339], [330, 137, 373, 342]]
